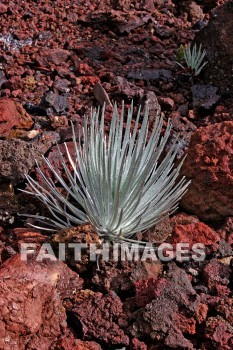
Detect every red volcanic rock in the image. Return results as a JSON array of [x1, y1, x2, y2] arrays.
[[0, 254, 83, 350], [0, 279, 66, 350], [36, 49, 71, 67], [7, 228, 48, 258], [170, 212, 199, 226], [188, 1, 204, 24], [171, 222, 220, 252], [181, 121, 233, 220], [204, 316, 233, 349], [134, 278, 167, 308], [203, 258, 230, 293], [130, 337, 147, 350], [157, 96, 174, 110], [71, 340, 102, 350], [196, 303, 208, 324], [0, 98, 33, 137], [36, 141, 75, 183], [59, 333, 102, 350], [228, 232, 233, 246], [217, 216, 233, 242], [175, 313, 196, 335], [0, 3, 7, 13], [65, 289, 129, 346], [4, 75, 23, 91]]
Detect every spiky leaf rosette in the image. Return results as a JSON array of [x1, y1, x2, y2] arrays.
[[184, 43, 207, 76], [23, 103, 190, 243]]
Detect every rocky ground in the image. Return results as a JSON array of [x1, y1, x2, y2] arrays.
[[0, 0, 232, 349]]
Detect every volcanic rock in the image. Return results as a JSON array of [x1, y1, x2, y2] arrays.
[[195, 1, 233, 96], [0, 98, 33, 137], [0, 254, 83, 350], [181, 121, 233, 220]]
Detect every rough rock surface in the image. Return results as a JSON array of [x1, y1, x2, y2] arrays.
[[131, 264, 200, 349], [36, 48, 71, 67], [181, 121, 233, 220], [171, 222, 220, 252], [203, 258, 230, 292], [0, 132, 58, 184], [59, 333, 102, 350], [0, 98, 33, 137], [191, 84, 220, 112], [0, 254, 83, 350], [64, 289, 129, 346], [203, 316, 233, 349], [195, 1, 233, 96]]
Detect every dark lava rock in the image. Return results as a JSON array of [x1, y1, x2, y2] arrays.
[[0, 183, 18, 226], [191, 84, 220, 112], [79, 10, 151, 35], [23, 101, 46, 116], [217, 239, 233, 258], [0, 133, 58, 184], [131, 263, 200, 349], [53, 78, 71, 93], [128, 69, 173, 82], [111, 0, 155, 12], [0, 71, 6, 88], [115, 76, 144, 99], [195, 1, 233, 97], [41, 91, 69, 115], [165, 112, 197, 158], [83, 46, 104, 61], [144, 90, 161, 120]]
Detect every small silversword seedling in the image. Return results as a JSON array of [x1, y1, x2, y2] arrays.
[[177, 43, 207, 76], [23, 103, 190, 244]]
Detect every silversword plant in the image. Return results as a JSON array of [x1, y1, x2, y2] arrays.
[[177, 43, 207, 76], [23, 103, 190, 244]]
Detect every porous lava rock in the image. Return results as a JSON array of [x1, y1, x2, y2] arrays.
[[203, 258, 230, 292], [203, 316, 233, 349], [0, 132, 58, 184], [0, 98, 33, 137], [0, 254, 83, 350], [171, 222, 220, 252], [59, 332, 102, 350], [181, 121, 233, 220], [64, 289, 129, 346], [36, 48, 71, 67], [131, 263, 200, 349]]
